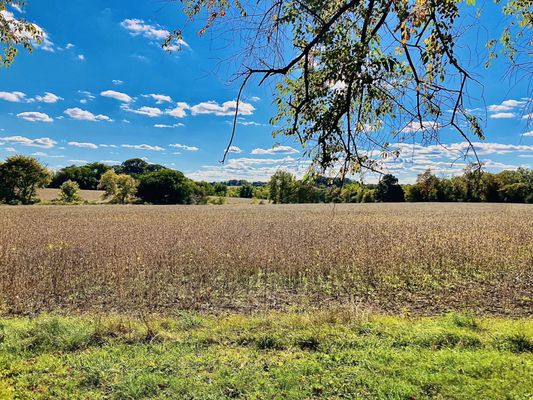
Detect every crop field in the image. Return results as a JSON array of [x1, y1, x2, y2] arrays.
[[0, 203, 531, 316], [1, 203, 532, 399], [36, 189, 106, 203]]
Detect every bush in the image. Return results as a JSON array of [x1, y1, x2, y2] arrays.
[[59, 180, 82, 203]]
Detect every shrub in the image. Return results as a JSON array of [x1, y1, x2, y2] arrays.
[[59, 180, 82, 203]]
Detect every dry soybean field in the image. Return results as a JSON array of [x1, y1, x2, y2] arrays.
[[0, 203, 532, 316]]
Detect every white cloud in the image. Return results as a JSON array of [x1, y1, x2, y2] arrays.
[[122, 105, 162, 117], [0, 10, 55, 52], [101, 160, 120, 165], [77, 54, 85, 61], [522, 131, 533, 137], [0, 91, 27, 102], [112, 80, 124, 85], [490, 112, 516, 119], [250, 96, 261, 102], [120, 18, 169, 39], [190, 100, 255, 116], [187, 156, 305, 181], [169, 143, 199, 151], [16, 111, 53, 122], [10, 3, 23, 13], [68, 159, 88, 164], [166, 102, 189, 118], [101, 90, 133, 103], [251, 145, 299, 155], [35, 92, 62, 103], [143, 93, 172, 104], [522, 113, 533, 120], [488, 99, 526, 112], [0, 135, 56, 148], [68, 141, 98, 149], [30, 152, 64, 158], [78, 90, 95, 100], [400, 121, 440, 133], [121, 144, 164, 151], [5, 147, 16, 152], [66, 43, 75, 49], [228, 146, 242, 153], [64, 108, 112, 122], [154, 123, 184, 128]]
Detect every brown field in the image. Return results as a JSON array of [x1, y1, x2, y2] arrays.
[[37, 188, 106, 202], [0, 203, 531, 316]]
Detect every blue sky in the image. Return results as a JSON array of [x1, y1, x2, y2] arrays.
[[0, 0, 531, 183]]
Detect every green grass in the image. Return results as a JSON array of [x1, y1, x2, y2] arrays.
[[0, 312, 532, 399]]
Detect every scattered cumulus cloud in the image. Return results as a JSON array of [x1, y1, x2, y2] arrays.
[[154, 123, 184, 128], [166, 102, 189, 118], [77, 54, 85, 61], [0, 10, 55, 52], [112, 80, 124, 85], [35, 92, 62, 103], [121, 144, 164, 151], [400, 121, 440, 133], [0, 91, 27, 102], [522, 131, 533, 137], [169, 143, 199, 152], [143, 93, 172, 104], [68, 141, 98, 149], [251, 145, 299, 155], [64, 108, 112, 122], [101, 90, 133, 103], [190, 100, 255, 116], [122, 104, 162, 117], [490, 112, 516, 119], [120, 18, 189, 50], [0, 135, 56, 148], [16, 111, 53, 122], [228, 146, 242, 153]]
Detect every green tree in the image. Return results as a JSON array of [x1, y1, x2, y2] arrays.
[[239, 183, 254, 199], [0, 155, 52, 204], [171, 1, 530, 175], [98, 170, 137, 204], [51, 163, 111, 190], [117, 158, 149, 176], [375, 174, 404, 203], [137, 169, 199, 204], [1, 1, 43, 67], [213, 182, 228, 197], [269, 171, 295, 204], [58, 180, 81, 203]]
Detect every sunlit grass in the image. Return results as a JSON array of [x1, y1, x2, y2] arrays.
[[0, 312, 531, 399]]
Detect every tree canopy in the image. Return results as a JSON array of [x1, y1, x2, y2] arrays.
[[0, 155, 52, 204], [170, 0, 531, 176]]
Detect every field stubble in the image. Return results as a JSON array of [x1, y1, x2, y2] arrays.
[[0, 203, 531, 316]]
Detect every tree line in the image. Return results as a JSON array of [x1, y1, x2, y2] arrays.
[[0, 155, 531, 205]]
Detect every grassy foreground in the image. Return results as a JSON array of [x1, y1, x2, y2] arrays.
[[0, 312, 531, 399]]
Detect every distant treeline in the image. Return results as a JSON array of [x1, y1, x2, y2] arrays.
[[1, 155, 531, 205]]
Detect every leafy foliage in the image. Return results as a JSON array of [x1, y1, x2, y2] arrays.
[[97, 170, 137, 204], [51, 163, 111, 190], [0, 155, 51, 204], [58, 179, 81, 203], [175, 0, 531, 176], [0, 0, 42, 67], [137, 169, 201, 204]]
